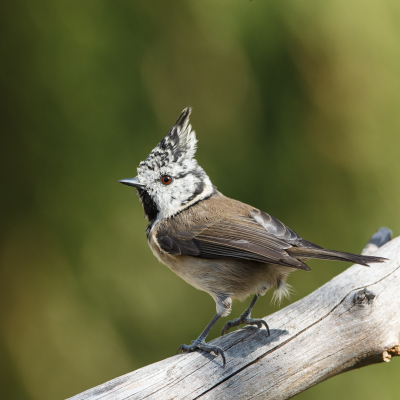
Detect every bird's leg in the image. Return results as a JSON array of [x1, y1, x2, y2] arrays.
[[177, 313, 226, 366], [221, 294, 270, 336]]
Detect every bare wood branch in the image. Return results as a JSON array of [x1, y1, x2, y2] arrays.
[[68, 235, 400, 400]]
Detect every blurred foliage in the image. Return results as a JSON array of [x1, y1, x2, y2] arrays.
[[1, 0, 399, 399]]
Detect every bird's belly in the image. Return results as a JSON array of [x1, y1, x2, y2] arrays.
[[148, 235, 220, 294], [148, 235, 291, 300]]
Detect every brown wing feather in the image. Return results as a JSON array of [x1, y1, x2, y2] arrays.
[[249, 209, 323, 249], [155, 194, 385, 269], [156, 213, 311, 271]]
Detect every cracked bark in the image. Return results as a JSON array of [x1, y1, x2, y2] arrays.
[[68, 232, 400, 400]]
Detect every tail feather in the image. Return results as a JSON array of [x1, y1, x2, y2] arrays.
[[287, 247, 387, 267]]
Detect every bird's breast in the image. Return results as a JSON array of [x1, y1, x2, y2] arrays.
[[147, 230, 293, 301], [147, 231, 208, 292]]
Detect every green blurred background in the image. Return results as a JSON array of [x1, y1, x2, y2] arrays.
[[1, 1, 399, 399]]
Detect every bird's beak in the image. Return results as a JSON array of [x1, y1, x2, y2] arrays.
[[119, 177, 146, 189]]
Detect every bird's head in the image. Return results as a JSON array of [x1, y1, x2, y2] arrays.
[[120, 107, 215, 225]]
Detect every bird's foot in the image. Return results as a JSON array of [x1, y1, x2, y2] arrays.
[[177, 340, 226, 367], [221, 315, 270, 336]]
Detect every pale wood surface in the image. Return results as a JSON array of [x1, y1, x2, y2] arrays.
[[68, 236, 400, 400]]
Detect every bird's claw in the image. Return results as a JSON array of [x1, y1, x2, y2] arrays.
[[177, 340, 226, 367], [221, 316, 270, 336]]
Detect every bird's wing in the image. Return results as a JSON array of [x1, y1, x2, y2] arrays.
[[248, 209, 323, 249], [156, 209, 313, 271]]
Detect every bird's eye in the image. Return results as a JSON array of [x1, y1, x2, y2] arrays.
[[161, 175, 173, 185]]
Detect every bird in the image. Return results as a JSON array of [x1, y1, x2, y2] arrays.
[[119, 107, 386, 366]]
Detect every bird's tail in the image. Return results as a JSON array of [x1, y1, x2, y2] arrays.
[[286, 247, 387, 267]]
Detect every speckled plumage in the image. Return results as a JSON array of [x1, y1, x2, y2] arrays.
[[135, 108, 214, 226]]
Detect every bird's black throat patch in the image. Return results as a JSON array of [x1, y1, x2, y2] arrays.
[[136, 188, 159, 233]]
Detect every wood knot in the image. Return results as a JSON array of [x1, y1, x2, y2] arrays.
[[353, 288, 375, 306]]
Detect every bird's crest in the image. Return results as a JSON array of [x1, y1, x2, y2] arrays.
[[139, 107, 197, 172]]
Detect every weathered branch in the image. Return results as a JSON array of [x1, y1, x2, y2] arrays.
[[69, 234, 400, 400]]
